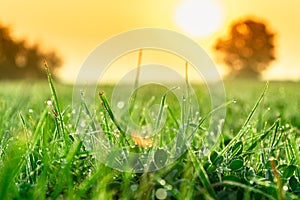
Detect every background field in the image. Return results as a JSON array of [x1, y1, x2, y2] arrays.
[[0, 80, 299, 199]]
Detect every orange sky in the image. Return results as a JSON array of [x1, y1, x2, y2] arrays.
[[1, 0, 300, 82]]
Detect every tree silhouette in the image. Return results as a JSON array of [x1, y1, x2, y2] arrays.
[[0, 23, 62, 79], [214, 18, 276, 78]]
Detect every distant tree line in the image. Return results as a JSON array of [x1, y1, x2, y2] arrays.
[[0, 22, 62, 79]]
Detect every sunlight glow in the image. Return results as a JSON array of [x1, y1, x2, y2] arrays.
[[174, 0, 223, 37]]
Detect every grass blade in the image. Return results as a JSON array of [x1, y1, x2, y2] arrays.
[[44, 60, 69, 145], [130, 49, 143, 114], [188, 148, 217, 199], [218, 82, 269, 158]]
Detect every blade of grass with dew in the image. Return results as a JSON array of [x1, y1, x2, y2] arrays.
[[218, 82, 269, 159], [99, 91, 124, 135], [99, 91, 129, 145], [139, 96, 156, 128], [80, 90, 96, 132], [50, 140, 83, 198], [77, 166, 114, 198], [187, 99, 236, 143], [188, 147, 217, 199], [0, 139, 27, 199], [1, 99, 46, 196], [102, 110, 114, 142], [167, 106, 180, 129], [130, 49, 143, 114], [245, 119, 279, 153], [155, 87, 178, 131], [155, 87, 178, 146], [44, 60, 70, 146], [290, 127, 300, 168]]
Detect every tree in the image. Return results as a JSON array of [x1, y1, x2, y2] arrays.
[[0, 22, 62, 79], [214, 18, 276, 78]]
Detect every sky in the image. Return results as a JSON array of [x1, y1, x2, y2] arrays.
[[0, 0, 300, 82]]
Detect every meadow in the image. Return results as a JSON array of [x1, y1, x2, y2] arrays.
[[0, 72, 299, 199]]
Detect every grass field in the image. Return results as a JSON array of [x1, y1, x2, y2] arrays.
[[0, 75, 299, 199]]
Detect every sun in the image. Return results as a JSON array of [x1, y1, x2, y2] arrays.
[[174, 0, 224, 37]]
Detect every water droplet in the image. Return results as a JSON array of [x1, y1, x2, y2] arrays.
[[117, 101, 125, 109], [155, 188, 167, 200], [28, 109, 33, 113], [80, 121, 85, 128], [130, 184, 138, 191], [85, 140, 91, 143], [46, 100, 52, 106], [159, 179, 166, 186], [121, 150, 126, 158], [267, 107, 271, 111], [283, 185, 288, 191], [166, 185, 173, 190], [233, 99, 237, 104]]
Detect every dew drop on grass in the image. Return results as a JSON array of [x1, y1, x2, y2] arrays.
[[80, 121, 86, 128], [120, 150, 127, 158], [130, 184, 138, 191], [159, 179, 166, 186], [28, 109, 33, 113], [283, 185, 288, 191], [117, 101, 125, 109], [155, 188, 167, 200], [46, 100, 52, 106], [233, 99, 237, 104], [166, 185, 173, 190]]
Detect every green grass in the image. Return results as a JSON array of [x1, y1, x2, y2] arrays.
[[0, 74, 299, 199]]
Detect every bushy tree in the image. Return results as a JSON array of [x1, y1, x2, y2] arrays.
[[0, 23, 62, 79], [214, 18, 276, 78]]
